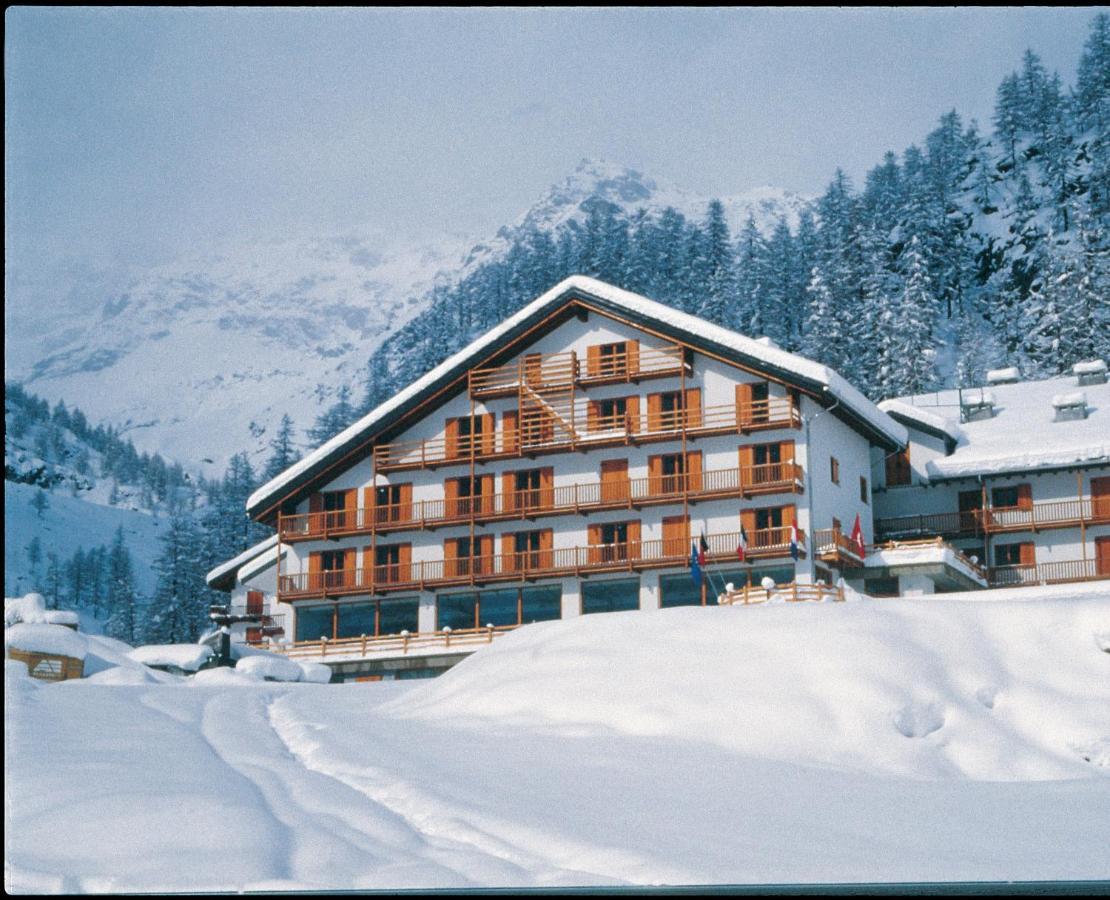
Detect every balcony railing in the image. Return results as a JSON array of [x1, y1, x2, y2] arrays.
[[876, 497, 1110, 541], [279, 463, 804, 541], [259, 624, 518, 660], [813, 527, 866, 566], [469, 344, 686, 397], [987, 558, 1106, 587], [373, 396, 801, 470], [277, 527, 803, 600], [717, 582, 844, 605]]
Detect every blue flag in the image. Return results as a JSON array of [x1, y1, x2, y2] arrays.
[[690, 542, 702, 586]]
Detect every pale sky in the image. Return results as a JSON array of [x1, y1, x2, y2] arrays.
[[4, 7, 1101, 272]]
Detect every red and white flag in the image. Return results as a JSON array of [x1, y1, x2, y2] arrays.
[[737, 525, 749, 562], [850, 513, 866, 557]]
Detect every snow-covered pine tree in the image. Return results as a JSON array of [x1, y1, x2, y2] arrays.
[[264, 414, 299, 480], [105, 525, 139, 644], [888, 236, 940, 395], [698, 200, 736, 326]]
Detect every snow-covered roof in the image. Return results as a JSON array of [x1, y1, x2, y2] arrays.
[[128, 644, 214, 672], [5, 623, 88, 660], [864, 544, 986, 586], [247, 275, 907, 519], [876, 399, 965, 447], [1073, 359, 1107, 375], [205, 535, 280, 591], [1051, 391, 1087, 408], [986, 367, 1021, 385], [5, 594, 80, 628], [892, 374, 1110, 481]]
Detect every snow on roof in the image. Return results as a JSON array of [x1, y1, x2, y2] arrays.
[[205, 534, 279, 589], [892, 373, 1110, 481], [1051, 391, 1087, 408], [1073, 359, 1107, 375], [5, 623, 88, 660], [876, 400, 965, 445], [128, 644, 214, 672], [864, 544, 986, 585], [5, 594, 80, 628], [960, 389, 996, 407], [986, 367, 1021, 384], [248, 275, 907, 515]]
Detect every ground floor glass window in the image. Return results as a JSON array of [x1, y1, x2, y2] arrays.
[[581, 578, 640, 614]]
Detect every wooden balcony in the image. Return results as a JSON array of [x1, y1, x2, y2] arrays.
[[276, 528, 803, 601], [717, 582, 844, 605], [987, 558, 1108, 588], [876, 498, 1110, 541], [373, 396, 801, 471], [469, 344, 686, 398], [278, 464, 804, 542], [874, 511, 983, 541], [813, 527, 865, 568], [256, 624, 517, 660]]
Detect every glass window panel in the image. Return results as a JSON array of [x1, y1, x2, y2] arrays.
[[336, 602, 376, 638], [581, 578, 640, 615], [395, 668, 439, 680], [378, 597, 418, 635], [437, 592, 477, 631], [295, 605, 334, 642], [660, 572, 703, 608], [521, 585, 562, 622], [478, 588, 520, 627]]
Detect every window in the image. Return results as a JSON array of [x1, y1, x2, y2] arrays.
[[320, 550, 348, 589], [830, 456, 840, 484], [755, 507, 784, 531], [753, 443, 782, 466], [322, 490, 350, 528], [860, 477, 869, 504], [885, 448, 912, 486], [659, 453, 686, 493], [450, 537, 492, 576], [514, 530, 545, 570], [659, 391, 684, 429], [581, 578, 640, 615], [514, 469, 544, 509], [375, 484, 407, 524], [598, 342, 628, 377], [592, 397, 628, 431], [437, 585, 562, 630], [374, 545, 403, 583], [994, 543, 1031, 567], [295, 605, 335, 642], [991, 484, 1032, 509]]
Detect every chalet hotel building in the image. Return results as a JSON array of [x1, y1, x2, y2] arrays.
[[209, 276, 1110, 678]]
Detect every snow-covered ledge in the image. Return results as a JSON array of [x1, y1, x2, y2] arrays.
[[860, 540, 988, 593]]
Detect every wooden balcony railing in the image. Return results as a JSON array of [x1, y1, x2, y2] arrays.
[[277, 528, 803, 600], [278, 463, 804, 541], [373, 396, 801, 470], [813, 527, 865, 566], [717, 582, 844, 605], [259, 624, 518, 660], [987, 558, 1106, 587], [876, 497, 1110, 541], [469, 344, 686, 397]]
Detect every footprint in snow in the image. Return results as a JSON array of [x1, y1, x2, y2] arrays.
[[893, 703, 945, 738]]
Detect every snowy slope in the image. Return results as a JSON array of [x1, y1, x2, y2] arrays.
[[6, 160, 809, 477], [6, 593, 1109, 891]]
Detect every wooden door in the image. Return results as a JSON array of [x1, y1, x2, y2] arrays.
[[1096, 536, 1110, 577], [1092, 477, 1110, 519]]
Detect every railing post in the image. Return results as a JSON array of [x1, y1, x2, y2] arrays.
[[321, 636, 328, 658], [360, 633, 367, 656]]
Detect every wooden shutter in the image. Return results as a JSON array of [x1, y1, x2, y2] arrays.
[[444, 478, 459, 519], [740, 509, 758, 545], [587, 523, 602, 564], [647, 393, 663, 430], [1093, 477, 1110, 518], [338, 548, 354, 587], [627, 520, 642, 558], [736, 383, 753, 430], [309, 493, 323, 514], [362, 546, 373, 587], [482, 413, 496, 454], [246, 590, 264, 615], [477, 534, 494, 575], [362, 487, 375, 526], [501, 410, 518, 453], [397, 544, 412, 583], [686, 450, 703, 492], [501, 534, 517, 573], [685, 388, 702, 428], [625, 395, 640, 434], [1018, 542, 1035, 567], [600, 459, 629, 503], [1017, 483, 1033, 510], [479, 474, 495, 514], [445, 418, 460, 459], [540, 467, 555, 509], [626, 340, 640, 375], [539, 529, 554, 569], [648, 455, 664, 494], [587, 344, 601, 377], [738, 445, 754, 491], [444, 538, 458, 579], [1096, 536, 1110, 576], [662, 515, 689, 558], [587, 400, 600, 432], [308, 552, 322, 591]]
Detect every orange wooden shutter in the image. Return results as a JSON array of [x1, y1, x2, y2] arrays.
[[782, 504, 796, 528], [736, 383, 753, 429], [647, 393, 663, 430], [740, 509, 758, 542], [308, 552, 322, 587], [648, 455, 663, 494], [587, 344, 601, 377], [626, 340, 640, 374], [502, 472, 516, 512], [482, 413, 496, 454], [540, 467, 555, 509], [685, 388, 702, 428], [627, 520, 642, 558], [738, 445, 754, 490], [587, 400, 600, 432], [600, 459, 629, 503], [1018, 542, 1035, 566], [445, 418, 460, 459], [399, 544, 413, 583], [309, 493, 323, 514], [539, 529, 553, 569], [625, 395, 640, 433], [501, 534, 516, 573], [477, 535, 494, 575], [686, 450, 703, 491], [502, 410, 519, 453], [1096, 537, 1110, 576], [362, 487, 375, 519], [246, 590, 263, 615], [587, 523, 602, 564], [444, 478, 459, 518], [1017, 483, 1033, 510], [363, 546, 373, 586], [480, 474, 495, 514], [444, 537, 458, 578], [662, 515, 688, 558], [1093, 477, 1110, 518], [781, 440, 795, 462]]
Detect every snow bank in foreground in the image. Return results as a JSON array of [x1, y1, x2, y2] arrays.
[[6, 596, 1110, 892], [128, 643, 213, 672]]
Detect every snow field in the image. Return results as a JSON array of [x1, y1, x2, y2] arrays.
[[5, 595, 1110, 891]]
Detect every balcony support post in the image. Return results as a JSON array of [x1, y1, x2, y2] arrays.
[[1079, 471, 1088, 564]]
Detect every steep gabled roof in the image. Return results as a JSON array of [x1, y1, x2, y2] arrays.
[[206, 535, 281, 592], [247, 275, 907, 522]]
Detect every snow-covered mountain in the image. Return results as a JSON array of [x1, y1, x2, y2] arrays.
[[6, 160, 809, 476]]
